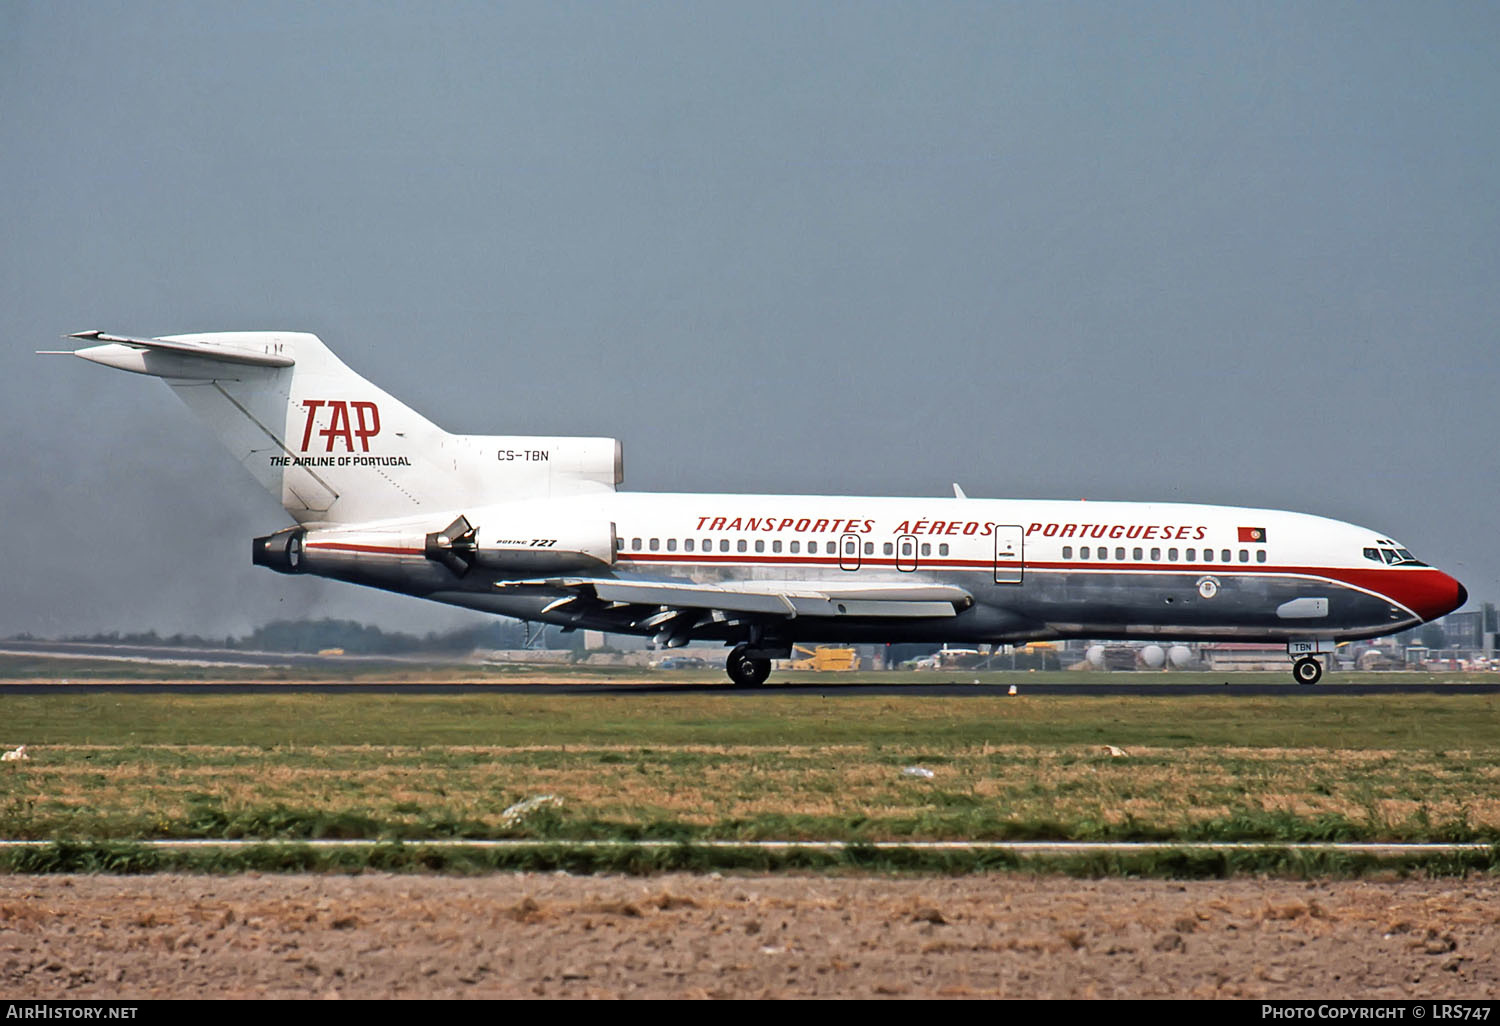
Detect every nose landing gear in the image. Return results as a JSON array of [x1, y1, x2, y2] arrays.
[[1292, 656, 1323, 685], [1287, 640, 1333, 686]]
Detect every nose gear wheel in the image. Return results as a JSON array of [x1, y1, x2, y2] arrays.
[[1292, 656, 1322, 685]]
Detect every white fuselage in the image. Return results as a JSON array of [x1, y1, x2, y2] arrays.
[[282, 492, 1465, 648]]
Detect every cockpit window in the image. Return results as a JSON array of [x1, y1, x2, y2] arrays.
[[1364, 545, 1427, 566]]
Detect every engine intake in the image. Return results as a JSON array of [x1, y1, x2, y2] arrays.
[[425, 516, 479, 576]]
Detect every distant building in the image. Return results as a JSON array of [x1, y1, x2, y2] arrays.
[[1444, 611, 1484, 650], [1200, 643, 1286, 672]]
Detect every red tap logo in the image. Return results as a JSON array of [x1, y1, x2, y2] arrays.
[[299, 400, 380, 452]]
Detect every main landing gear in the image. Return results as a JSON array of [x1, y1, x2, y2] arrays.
[[1292, 656, 1323, 686], [726, 644, 772, 686]]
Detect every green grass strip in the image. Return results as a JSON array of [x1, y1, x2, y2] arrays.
[[4, 839, 1499, 879]]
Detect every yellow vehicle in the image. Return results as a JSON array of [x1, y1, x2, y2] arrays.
[[788, 645, 859, 671]]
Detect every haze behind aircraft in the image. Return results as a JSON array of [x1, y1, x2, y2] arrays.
[[47, 330, 1467, 685]]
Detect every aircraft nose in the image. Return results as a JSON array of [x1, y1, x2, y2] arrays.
[[1398, 570, 1467, 622]]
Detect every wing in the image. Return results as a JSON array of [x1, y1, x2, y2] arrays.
[[587, 578, 972, 619], [493, 576, 973, 638]]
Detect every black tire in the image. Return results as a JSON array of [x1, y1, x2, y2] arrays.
[[726, 646, 772, 686], [1292, 657, 1322, 685]]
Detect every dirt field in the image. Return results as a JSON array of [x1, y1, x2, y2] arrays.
[[2, 873, 1498, 999]]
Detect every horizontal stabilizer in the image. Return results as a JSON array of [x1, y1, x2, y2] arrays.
[[64, 330, 295, 368]]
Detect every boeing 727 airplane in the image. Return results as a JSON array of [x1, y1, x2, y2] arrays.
[[48, 330, 1466, 685]]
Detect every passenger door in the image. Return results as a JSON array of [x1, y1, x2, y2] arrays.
[[838, 533, 861, 571], [993, 525, 1024, 584]]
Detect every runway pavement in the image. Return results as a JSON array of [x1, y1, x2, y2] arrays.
[[0, 639, 472, 669], [4, 639, 1496, 696], [2, 679, 1497, 696]]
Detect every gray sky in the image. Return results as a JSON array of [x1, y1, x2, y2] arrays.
[[3, 1, 1496, 639]]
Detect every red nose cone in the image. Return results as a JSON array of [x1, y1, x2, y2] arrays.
[[1395, 570, 1467, 622]]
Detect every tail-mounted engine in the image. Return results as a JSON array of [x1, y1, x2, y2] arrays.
[[252, 526, 307, 575], [250, 514, 616, 580], [423, 514, 616, 577]]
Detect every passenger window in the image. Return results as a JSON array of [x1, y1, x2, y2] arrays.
[[737, 540, 747, 553], [719, 539, 729, 552], [1168, 547, 1178, 561], [1114, 547, 1125, 561], [865, 542, 874, 555], [1150, 547, 1161, 561], [1238, 549, 1248, 563], [921, 543, 931, 556], [1221, 549, 1231, 562], [667, 538, 677, 551], [702, 538, 710, 551], [684, 539, 694, 552], [631, 538, 642, 551], [883, 542, 893, 556], [755, 540, 764, 553], [939, 543, 949, 556], [790, 541, 800, 554], [650, 538, 660, 551], [772, 540, 782, 553], [1081, 546, 1090, 560], [1257, 550, 1266, 563], [1203, 549, 1213, 562], [1186, 548, 1196, 561], [615, 538, 624, 551], [1132, 547, 1143, 561], [1062, 546, 1073, 559], [809, 541, 819, 554]]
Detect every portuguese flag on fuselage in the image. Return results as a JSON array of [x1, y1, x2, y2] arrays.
[[1238, 527, 1267, 543]]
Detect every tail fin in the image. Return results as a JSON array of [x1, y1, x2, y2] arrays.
[[55, 331, 621, 524]]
